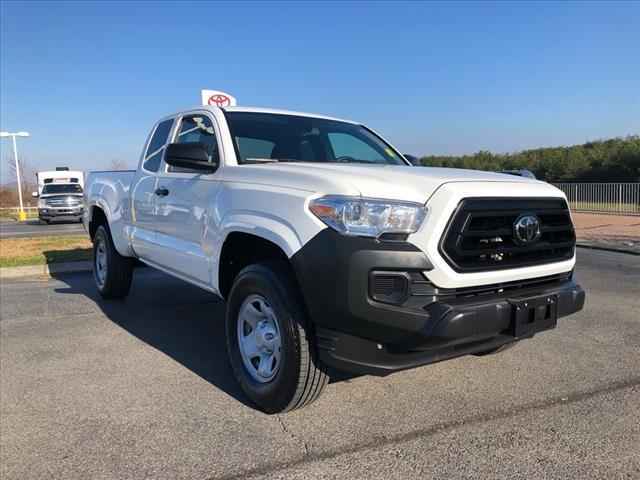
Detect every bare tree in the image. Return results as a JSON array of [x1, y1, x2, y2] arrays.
[[3, 153, 36, 206], [109, 159, 130, 171]]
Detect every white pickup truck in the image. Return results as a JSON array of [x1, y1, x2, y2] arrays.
[[84, 106, 585, 413]]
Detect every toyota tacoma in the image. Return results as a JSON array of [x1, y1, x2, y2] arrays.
[[84, 105, 585, 413]]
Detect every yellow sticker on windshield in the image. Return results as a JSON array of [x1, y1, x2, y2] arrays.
[[385, 148, 397, 158]]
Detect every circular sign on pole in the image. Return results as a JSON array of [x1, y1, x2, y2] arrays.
[[207, 94, 232, 107]]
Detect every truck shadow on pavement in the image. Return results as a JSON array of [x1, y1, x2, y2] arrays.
[[52, 268, 256, 409], [51, 268, 356, 411]]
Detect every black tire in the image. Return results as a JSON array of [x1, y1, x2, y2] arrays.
[[225, 261, 328, 413], [92, 224, 134, 299], [473, 342, 516, 357]]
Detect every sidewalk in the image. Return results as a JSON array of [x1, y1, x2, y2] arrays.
[[572, 212, 640, 254]]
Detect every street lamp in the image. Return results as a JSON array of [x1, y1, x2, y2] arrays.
[[0, 131, 30, 221]]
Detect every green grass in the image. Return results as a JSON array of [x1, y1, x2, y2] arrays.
[[0, 209, 39, 221], [0, 235, 92, 268]]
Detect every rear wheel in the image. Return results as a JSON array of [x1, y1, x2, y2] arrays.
[[225, 261, 328, 413], [93, 225, 134, 299]]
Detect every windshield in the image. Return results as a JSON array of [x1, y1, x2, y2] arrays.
[[42, 184, 83, 195], [225, 112, 406, 165]]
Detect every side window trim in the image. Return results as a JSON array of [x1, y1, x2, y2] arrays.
[[160, 111, 223, 177], [141, 117, 176, 174], [138, 125, 156, 171]]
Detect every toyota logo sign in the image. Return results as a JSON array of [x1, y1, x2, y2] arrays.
[[201, 89, 237, 107], [513, 214, 541, 245], [208, 94, 231, 107]]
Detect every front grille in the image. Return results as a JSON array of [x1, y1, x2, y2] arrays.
[[370, 270, 573, 309], [409, 271, 571, 301], [46, 196, 82, 207], [439, 198, 575, 272]]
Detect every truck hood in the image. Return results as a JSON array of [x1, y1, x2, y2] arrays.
[[223, 163, 546, 204]]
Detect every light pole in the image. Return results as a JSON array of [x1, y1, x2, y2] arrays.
[[0, 131, 30, 221]]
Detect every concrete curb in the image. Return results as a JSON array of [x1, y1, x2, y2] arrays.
[[576, 243, 640, 256], [0, 261, 92, 279]]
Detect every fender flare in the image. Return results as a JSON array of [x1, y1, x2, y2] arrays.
[[88, 199, 111, 226], [218, 211, 305, 259], [87, 200, 134, 258]]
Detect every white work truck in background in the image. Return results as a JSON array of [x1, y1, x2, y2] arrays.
[[84, 104, 585, 413], [34, 168, 85, 223]]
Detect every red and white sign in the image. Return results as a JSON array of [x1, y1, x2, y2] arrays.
[[201, 89, 237, 107]]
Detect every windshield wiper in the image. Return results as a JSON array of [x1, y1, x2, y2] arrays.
[[244, 158, 304, 165], [243, 158, 382, 165], [244, 158, 279, 164], [328, 159, 379, 164]]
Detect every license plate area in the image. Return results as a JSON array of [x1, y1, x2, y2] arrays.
[[508, 294, 558, 338]]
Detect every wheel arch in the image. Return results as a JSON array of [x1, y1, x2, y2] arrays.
[[87, 202, 134, 257], [88, 204, 109, 240], [218, 231, 296, 300]]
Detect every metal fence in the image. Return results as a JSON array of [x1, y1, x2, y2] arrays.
[[554, 182, 640, 215]]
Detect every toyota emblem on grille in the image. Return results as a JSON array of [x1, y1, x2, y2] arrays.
[[513, 214, 541, 245]]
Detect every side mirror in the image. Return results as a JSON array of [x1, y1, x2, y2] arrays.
[[403, 154, 421, 166], [165, 142, 218, 173], [32, 191, 39, 198]]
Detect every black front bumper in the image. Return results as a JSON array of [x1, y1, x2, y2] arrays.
[[39, 208, 83, 220], [291, 229, 585, 376]]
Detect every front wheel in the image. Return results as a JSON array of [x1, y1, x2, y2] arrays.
[[93, 225, 134, 299], [225, 261, 328, 413]]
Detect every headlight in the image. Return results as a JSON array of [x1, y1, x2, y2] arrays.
[[309, 195, 427, 238], [38, 199, 46, 208]]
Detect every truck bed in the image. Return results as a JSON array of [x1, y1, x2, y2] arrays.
[[83, 169, 136, 254]]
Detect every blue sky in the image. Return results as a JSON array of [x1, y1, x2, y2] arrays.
[[1, 0, 638, 182]]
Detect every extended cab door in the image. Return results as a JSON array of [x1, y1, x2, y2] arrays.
[[152, 112, 222, 287], [130, 117, 175, 261]]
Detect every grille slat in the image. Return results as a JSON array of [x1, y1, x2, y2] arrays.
[[45, 196, 82, 207], [424, 272, 572, 301], [461, 228, 513, 237], [452, 240, 575, 257], [440, 198, 575, 272]]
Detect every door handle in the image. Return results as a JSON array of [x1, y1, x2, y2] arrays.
[[154, 187, 169, 197]]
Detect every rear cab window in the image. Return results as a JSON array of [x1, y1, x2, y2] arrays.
[[234, 137, 276, 163]]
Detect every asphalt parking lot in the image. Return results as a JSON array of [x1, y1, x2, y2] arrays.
[[1, 249, 639, 479], [0, 219, 85, 239]]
